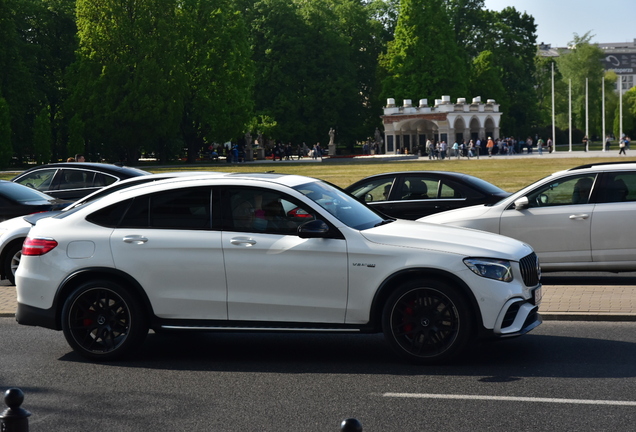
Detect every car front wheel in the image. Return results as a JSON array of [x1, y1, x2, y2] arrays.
[[61, 280, 148, 361], [382, 280, 472, 364]]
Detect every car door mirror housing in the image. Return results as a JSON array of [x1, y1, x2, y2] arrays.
[[513, 196, 529, 210], [298, 219, 331, 238]]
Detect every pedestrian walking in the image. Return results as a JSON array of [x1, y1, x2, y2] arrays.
[[619, 138, 627, 155], [486, 137, 494, 157]]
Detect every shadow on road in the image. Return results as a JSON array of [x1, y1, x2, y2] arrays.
[[56, 325, 636, 379]]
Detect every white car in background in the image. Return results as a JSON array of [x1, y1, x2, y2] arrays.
[[0, 172, 214, 284], [420, 162, 636, 272], [16, 173, 541, 364]]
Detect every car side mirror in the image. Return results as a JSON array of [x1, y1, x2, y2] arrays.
[[298, 219, 330, 238], [513, 196, 529, 210], [364, 193, 373, 202]]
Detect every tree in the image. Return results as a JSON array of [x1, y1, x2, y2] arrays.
[[250, 0, 379, 149], [556, 32, 605, 138], [67, 114, 84, 158], [0, 96, 12, 168], [483, 7, 538, 138], [70, 0, 185, 163], [33, 105, 52, 164], [616, 86, 636, 139], [178, 0, 254, 163], [0, 0, 36, 162], [470, 50, 506, 106], [379, 0, 467, 104], [446, 0, 488, 61]]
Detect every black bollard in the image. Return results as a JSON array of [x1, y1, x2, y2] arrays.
[[340, 418, 363, 432], [1, 388, 31, 432]]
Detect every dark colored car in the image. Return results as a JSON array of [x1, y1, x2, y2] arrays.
[[12, 163, 150, 201], [0, 180, 70, 222], [345, 171, 511, 220]]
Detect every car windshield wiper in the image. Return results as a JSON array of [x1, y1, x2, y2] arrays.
[[374, 219, 395, 227]]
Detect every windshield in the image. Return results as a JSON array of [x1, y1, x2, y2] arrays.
[[293, 181, 386, 230]]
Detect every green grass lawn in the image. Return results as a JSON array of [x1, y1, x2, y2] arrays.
[[3, 155, 632, 193], [147, 156, 631, 192]]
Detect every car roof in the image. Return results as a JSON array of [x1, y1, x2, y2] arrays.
[[58, 172, 322, 214], [567, 161, 636, 171], [14, 162, 150, 178]]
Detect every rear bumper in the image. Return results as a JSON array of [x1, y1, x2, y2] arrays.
[[16, 302, 59, 330]]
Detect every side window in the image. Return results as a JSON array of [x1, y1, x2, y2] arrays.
[[440, 182, 465, 199], [15, 169, 58, 192], [93, 172, 118, 187], [59, 169, 88, 190], [599, 172, 636, 203], [225, 187, 316, 235], [401, 176, 438, 200], [526, 174, 596, 207], [86, 199, 132, 228], [348, 178, 394, 202], [114, 187, 211, 229]]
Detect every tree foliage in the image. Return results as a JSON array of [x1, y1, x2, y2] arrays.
[[33, 104, 52, 164], [0, 96, 12, 168], [556, 32, 606, 138], [3, 0, 629, 162], [379, 0, 467, 104]]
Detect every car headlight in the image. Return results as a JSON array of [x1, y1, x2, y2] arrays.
[[463, 258, 513, 282]]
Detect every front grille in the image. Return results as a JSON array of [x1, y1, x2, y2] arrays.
[[519, 252, 540, 287]]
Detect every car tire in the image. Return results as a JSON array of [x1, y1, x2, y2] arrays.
[[3, 240, 23, 285], [61, 280, 148, 361], [382, 280, 473, 364]]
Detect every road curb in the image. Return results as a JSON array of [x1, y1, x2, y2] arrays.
[[541, 312, 636, 321]]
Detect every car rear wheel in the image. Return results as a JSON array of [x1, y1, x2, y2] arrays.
[[3, 241, 23, 285], [61, 280, 148, 361], [382, 280, 472, 364]]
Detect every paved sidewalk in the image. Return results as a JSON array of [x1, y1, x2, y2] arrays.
[[2, 282, 636, 321]]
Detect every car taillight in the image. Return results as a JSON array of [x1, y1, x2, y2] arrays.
[[22, 237, 58, 256]]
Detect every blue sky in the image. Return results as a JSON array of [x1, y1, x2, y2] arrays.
[[483, 0, 635, 47]]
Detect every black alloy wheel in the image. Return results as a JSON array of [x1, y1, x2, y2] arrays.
[[3, 240, 23, 285], [61, 280, 148, 361], [382, 280, 472, 364]]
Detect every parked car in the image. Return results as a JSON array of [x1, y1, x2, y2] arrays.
[[420, 161, 636, 272], [12, 162, 149, 200], [16, 173, 541, 364], [0, 180, 69, 223], [0, 172, 215, 284], [345, 171, 510, 220]]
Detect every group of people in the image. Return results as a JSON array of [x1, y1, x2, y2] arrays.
[[423, 136, 554, 160], [270, 141, 322, 161]]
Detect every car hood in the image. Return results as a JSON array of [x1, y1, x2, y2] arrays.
[[417, 204, 495, 224], [360, 219, 532, 260]]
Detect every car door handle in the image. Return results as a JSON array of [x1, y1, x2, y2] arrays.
[[230, 237, 257, 246], [123, 235, 148, 244], [569, 214, 589, 220]]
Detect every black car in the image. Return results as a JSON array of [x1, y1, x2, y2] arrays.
[[0, 181, 70, 221], [345, 171, 511, 220], [12, 162, 150, 200]]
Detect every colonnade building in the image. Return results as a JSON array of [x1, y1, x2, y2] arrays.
[[381, 95, 502, 154]]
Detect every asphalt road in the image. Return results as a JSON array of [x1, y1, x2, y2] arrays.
[[2, 317, 636, 431]]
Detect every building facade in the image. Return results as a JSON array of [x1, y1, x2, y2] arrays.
[[381, 96, 501, 154]]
